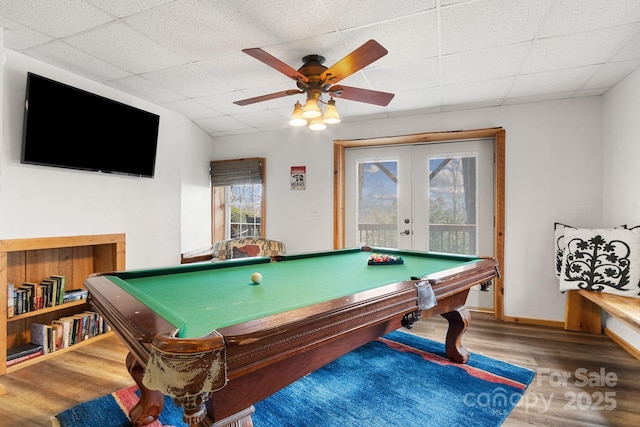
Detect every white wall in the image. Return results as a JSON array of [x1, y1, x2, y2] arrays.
[[211, 98, 604, 323], [601, 66, 640, 349], [180, 126, 215, 253], [0, 49, 214, 269], [5, 44, 636, 350]]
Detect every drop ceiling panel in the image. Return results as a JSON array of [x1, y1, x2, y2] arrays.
[[340, 12, 440, 69], [143, 63, 233, 98], [440, 43, 531, 85], [106, 75, 184, 104], [365, 59, 441, 93], [161, 98, 223, 120], [66, 21, 188, 74], [442, 77, 513, 105], [87, 0, 176, 18], [509, 65, 601, 98], [124, 0, 249, 62], [26, 42, 132, 81], [198, 53, 294, 91], [323, 0, 436, 29], [0, 16, 51, 50], [440, 0, 553, 55], [1, 0, 639, 136], [522, 25, 640, 74], [211, 0, 336, 47], [0, 0, 113, 38], [581, 60, 640, 90], [539, 0, 640, 37]]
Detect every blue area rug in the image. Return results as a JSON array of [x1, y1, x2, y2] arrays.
[[53, 331, 534, 427]]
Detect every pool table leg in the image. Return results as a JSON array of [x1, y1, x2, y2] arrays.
[[126, 353, 165, 427], [441, 308, 471, 364]]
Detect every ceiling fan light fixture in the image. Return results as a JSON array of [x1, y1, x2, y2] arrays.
[[235, 40, 394, 130], [308, 116, 326, 131], [323, 98, 341, 124], [302, 97, 322, 119], [289, 101, 307, 126]]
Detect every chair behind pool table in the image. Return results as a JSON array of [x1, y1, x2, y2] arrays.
[[181, 237, 286, 264]]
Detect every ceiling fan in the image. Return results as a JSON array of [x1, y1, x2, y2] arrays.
[[234, 40, 395, 129]]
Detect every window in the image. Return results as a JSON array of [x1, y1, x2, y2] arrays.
[[210, 158, 265, 242], [227, 184, 262, 238]]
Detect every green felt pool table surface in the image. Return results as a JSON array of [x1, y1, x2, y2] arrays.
[[85, 246, 499, 427], [104, 248, 481, 339]]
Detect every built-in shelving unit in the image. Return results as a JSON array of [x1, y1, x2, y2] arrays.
[[0, 234, 125, 375]]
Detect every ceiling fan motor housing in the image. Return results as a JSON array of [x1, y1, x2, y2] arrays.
[[297, 55, 329, 92]]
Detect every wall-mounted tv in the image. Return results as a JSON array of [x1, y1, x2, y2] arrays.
[[21, 72, 160, 178]]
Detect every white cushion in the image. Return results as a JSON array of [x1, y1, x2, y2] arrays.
[[559, 227, 640, 297]]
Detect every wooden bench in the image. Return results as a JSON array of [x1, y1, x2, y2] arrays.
[[565, 290, 640, 358]]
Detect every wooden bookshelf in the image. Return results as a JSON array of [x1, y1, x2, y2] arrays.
[[0, 233, 125, 375], [7, 299, 89, 322], [6, 331, 115, 374]]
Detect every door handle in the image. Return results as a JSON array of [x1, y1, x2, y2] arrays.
[[400, 229, 411, 235]]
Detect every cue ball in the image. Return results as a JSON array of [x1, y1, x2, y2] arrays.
[[251, 272, 262, 284]]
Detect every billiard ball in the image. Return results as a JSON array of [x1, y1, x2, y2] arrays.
[[251, 272, 262, 284]]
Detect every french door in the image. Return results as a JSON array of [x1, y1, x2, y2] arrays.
[[345, 139, 494, 310]]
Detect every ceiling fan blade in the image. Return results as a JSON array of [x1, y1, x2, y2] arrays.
[[320, 40, 388, 85], [234, 89, 301, 106], [329, 85, 394, 106], [243, 48, 309, 83]]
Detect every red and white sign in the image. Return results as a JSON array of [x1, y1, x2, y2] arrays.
[[290, 166, 306, 190]]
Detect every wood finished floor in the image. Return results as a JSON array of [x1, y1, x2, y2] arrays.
[[0, 312, 638, 426]]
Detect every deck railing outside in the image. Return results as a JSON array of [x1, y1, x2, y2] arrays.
[[357, 223, 397, 248], [357, 223, 476, 254]]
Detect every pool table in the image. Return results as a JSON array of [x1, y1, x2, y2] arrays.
[[84, 247, 498, 427]]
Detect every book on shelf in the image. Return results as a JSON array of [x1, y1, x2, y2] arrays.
[[7, 283, 15, 318], [52, 317, 74, 349], [30, 323, 52, 354], [7, 342, 43, 361], [63, 288, 88, 303], [19, 283, 36, 313], [14, 288, 26, 315], [6, 343, 44, 367], [34, 283, 44, 310], [72, 312, 91, 343], [40, 279, 56, 308], [50, 322, 64, 351], [49, 275, 66, 306], [6, 350, 44, 366]]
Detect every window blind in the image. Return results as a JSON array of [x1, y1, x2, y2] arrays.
[[210, 158, 264, 187]]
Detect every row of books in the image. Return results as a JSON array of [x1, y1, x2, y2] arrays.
[[7, 276, 90, 318], [6, 311, 111, 367], [30, 311, 110, 355]]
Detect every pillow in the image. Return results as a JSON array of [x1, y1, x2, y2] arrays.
[[559, 227, 640, 297], [554, 223, 570, 279], [230, 243, 261, 259], [554, 223, 626, 279]]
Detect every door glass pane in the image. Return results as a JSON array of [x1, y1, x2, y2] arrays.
[[428, 155, 477, 255], [357, 161, 398, 248]]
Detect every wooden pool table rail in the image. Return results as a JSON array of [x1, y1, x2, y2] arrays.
[[85, 254, 498, 427]]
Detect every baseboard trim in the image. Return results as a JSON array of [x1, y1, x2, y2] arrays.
[[501, 315, 564, 329], [604, 328, 640, 360], [496, 313, 640, 360]]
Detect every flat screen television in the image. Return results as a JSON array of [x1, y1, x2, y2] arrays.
[[21, 72, 160, 178]]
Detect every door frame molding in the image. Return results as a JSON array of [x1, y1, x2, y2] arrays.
[[333, 127, 506, 320]]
